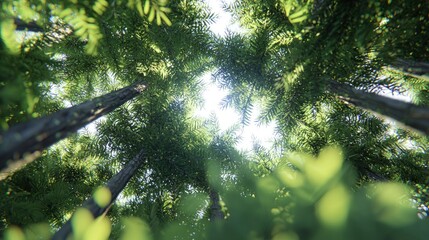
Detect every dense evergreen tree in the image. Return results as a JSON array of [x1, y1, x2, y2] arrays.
[[0, 81, 146, 177], [1, 0, 429, 239], [214, 0, 429, 180]]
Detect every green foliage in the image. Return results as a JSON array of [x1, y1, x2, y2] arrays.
[[200, 146, 429, 240], [1, 0, 174, 55], [126, 0, 172, 26], [3, 224, 51, 240], [53, 7, 103, 55], [70, 208, 111, 240], [278, 0, 313, 23], [93, 187, 112, 208], [215, 0, 429, 184], [120, 217, 152, 240], [0, 39, 59, 129], [0, 135, 102, 230], [102, 146, 426, 240], [1, 19, 20, 54], [1, 0, 429, 240]]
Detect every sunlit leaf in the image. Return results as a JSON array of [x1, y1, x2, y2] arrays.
[[368, 183, 416, 226], [4, 226, 25, 240], [93, 0, 108, 15], [159, 7, 171, 13], [272, 231, 299, 240], [276, 167, 304, 188], [82, 217, 111, 240], [159, 12, 172, 26], [93, 186, 112, 208], [120, 217, 152, 240], [156, 9, 162, 25], [72, 208, 94, 239], [288, 7, 308, 19], [136, 0, 144, 16], [305, 146, 343, 187], [144, 0, 151, 14], [1, 19, 20, 54], [24, 223, 52, 239], [316, 184, 351, 228], [148, 7, 155, 22]]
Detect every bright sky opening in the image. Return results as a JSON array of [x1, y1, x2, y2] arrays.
[[74, 0, 276, 153], [197, 0, 278, 152]]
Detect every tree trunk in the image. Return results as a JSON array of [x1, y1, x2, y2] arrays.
[[0, 81, 146, 178], [327, 80, 429, 135], [388, 58, 429, 81], [209, 189, 224, 221], [52, 148, 146, 240]]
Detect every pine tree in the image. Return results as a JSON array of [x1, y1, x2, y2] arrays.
[[1, 0, 429, 239], [1, 0, 218, 237], [214, 0, 429, 181], [0, 81, 146, 177]]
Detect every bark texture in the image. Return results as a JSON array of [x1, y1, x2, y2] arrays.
[[389, 58, 429, 81], [328, 80, 429, 135], [209, 189, 224, 221], [52, 148, 146, 240], [0, 81, 146, 178]]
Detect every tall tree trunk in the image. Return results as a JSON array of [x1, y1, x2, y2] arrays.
[[209, 189, 224, 221], [388, 58, 429, 81], [0, 81, 146, 178], [52, 148, 146, 240], [327, 80, 429, 135]]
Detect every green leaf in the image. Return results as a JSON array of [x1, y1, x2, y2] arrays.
[[156, 9, 162, 25], [1, 19, 20, 54], [288, 7, 308, 23], [4, 226, 25, 240], [159, 11, 172, 26], [136, 0, 144, 16], [290, 15, 308, 23], [144, 0, 150, 14], [93, 0, 108, 15], [148, 7, 155, 22]]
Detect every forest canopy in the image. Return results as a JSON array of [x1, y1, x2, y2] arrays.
[[1, 0, 429, 239]]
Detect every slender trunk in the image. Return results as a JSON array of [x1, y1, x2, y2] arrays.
[[388, 58, 429, 81], [209, 189, 224, 221], [0, 81, 146, 178], [53, 148, 146, 240], [327, 80, 429, 135]]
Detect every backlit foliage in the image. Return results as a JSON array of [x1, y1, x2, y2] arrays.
[[0, 0, 173, 55], [1, 0, 429, 239]]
